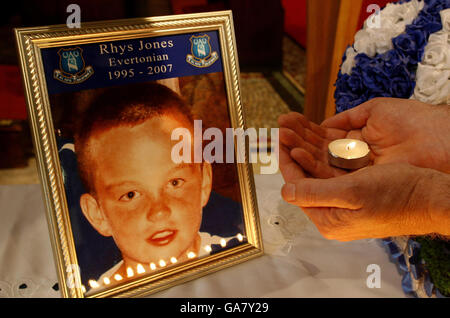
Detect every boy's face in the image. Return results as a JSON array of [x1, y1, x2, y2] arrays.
[[80, 113, 212, 264]]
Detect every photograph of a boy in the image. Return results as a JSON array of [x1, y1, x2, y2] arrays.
[[67, 82, 244, 287]]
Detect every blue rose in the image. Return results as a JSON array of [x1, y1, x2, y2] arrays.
[[388, 74, 415, 98], [335, 91, 355, 113], [334, 0, 450, 115], [408, 13, 442, 35], [335, 73, 351, 93], [348, 93, 369, 109], [360, 63, 391, 94], [347, 73, 364, 93], [382, 50, 408, 72], [424, 0, 447, 13], [354, 52, 372, 66], [392, 29, 426, 64]]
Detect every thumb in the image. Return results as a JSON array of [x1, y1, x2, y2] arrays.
[[321, 102, 370, 131], [281, 178, 361, 210]]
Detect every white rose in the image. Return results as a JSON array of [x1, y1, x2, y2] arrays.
[[381, 0, 424, 25], [372, 28, 396, 54], [413, 64, 450, 104], [354, 29, 376, 57], [370, 18, 404, 53], [401, 0, 424, 24], [380, 2, 402, 20], [341, 47, 357, 75], [409, 0, 425, 14], [362, 17, 403, 55], [440, 8, 450, 33], [422, 41, 450, 69], [427, 31, 449, 46], [359, 1, 424, 56]]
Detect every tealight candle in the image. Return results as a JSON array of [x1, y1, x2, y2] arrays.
[[328, 139, 370, 170]]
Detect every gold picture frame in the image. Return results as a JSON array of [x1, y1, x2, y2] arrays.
[[15, 11, 263, 298]]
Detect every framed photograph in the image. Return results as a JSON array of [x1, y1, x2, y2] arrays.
[[15, 11, 263, 298]]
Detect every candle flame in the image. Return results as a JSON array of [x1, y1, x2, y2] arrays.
[[126, 267, 134, 278], [159, 259, 166, 267], [103, 277, 111, 285], [204, 245, 212, 253], [114, 274, 123, 281], [81, 285, 86, 293], [136, 264, 146, 274], [346, 141, 356, 151], [170, 257, 178, 264], [237, 233, 244, 242], [187, 251, 196, 259], [220, 238, 227, 247], [150, 263, 156, 270], [88, 280, 99, 289]]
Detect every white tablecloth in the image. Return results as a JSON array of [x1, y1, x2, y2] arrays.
[[0, 173, 406, 298]]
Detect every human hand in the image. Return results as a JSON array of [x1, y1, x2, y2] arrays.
[[281, 163, 450, 241], [278, 98, 450, 180]]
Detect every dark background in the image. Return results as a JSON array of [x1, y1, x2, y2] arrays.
[[0, 0, 285, 168], [0, 0, 284, 70]]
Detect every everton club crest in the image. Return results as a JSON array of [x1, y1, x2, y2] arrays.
[[186, 34, 219, 68], [53, 47, 93, 84]]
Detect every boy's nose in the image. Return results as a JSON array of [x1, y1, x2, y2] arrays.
[[146, 200, 171, 222]]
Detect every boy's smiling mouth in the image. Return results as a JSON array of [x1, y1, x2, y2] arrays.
[[147, 229, 177, 246]]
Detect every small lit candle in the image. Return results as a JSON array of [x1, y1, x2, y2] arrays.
[[136, 264, 146, 274], [126, 267, 134, 278], [187, 251, 196, 259], [328, 139, 370, 170], [88, 280, 99, 289]]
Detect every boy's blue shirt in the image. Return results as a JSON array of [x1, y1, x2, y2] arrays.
[[57, 140, 245, 287]]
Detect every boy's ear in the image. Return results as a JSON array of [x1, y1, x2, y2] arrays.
[[200, 162, 213, 208], [79, 193, 112, 237]]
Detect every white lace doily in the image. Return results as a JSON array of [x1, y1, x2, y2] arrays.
[[0, 185, 59, 298], [0, 175, 406, 298]]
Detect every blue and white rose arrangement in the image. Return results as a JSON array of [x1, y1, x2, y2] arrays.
[[334, 0, 450, 298]]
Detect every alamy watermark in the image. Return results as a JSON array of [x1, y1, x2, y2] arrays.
[[171, 120, 279, 175], [66, 4, 81, 28], [366, 264, 381, 288], [366, 4, 381, 29]]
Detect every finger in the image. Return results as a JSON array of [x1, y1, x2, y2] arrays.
[[279, 144, 306, 183], [321, 103, 370, 131], [308, 120, 327, 139], [304, 126, 327, 150], [279, 127, 304, 149], [279, 112, 329, 149], [280, 127, 325, 161], [324, 127, 348, 140], [281, 177, 361, 209], [290, 148, 346, 179], [278, 112, 309, 138], [345, 129, 363, 140]]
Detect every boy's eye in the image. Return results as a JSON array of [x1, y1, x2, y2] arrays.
[[169, 178, 185, 188], [119, 191, 140, 202]]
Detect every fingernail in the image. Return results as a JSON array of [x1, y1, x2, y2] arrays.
[[282, 183, 296, 202]]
